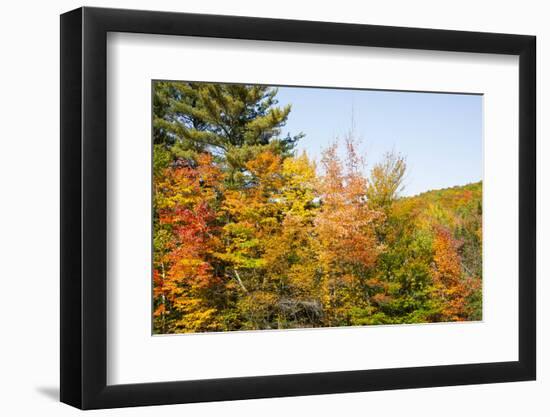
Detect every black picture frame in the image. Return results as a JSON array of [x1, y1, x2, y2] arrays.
[[60, 6, 536, 410]]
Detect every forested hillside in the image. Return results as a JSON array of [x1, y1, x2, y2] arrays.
[[152, 81, 482, 333]]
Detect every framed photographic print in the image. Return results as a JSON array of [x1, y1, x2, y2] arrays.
[[60, 6, 536, 410]]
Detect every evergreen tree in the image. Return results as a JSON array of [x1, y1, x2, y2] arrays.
[[153, 81, 303, 184]]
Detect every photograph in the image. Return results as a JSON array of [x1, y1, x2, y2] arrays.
[[152, 81, 483, 334]]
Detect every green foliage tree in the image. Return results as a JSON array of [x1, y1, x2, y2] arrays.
[[367, 150, 407, 212], [153, 81, 303, 185]]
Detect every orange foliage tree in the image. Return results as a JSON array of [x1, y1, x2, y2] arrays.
[[431, 226, 477, 321], [153, 154, 225, 332], [315, 138, 384, 325]]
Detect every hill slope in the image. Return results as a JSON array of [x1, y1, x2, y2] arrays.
[[359, 181, 483, 325]]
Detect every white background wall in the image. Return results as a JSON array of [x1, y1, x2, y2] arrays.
[[0, 0, 546, 415]]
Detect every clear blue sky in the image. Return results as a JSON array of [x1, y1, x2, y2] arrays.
[[275, 86, 482, 197]]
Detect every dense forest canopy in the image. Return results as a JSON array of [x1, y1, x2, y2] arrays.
[[152, 81, 482, 333]]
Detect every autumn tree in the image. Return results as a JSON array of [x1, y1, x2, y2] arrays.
[[431, 226, 474, 321], [213, 150, 285, 328], [153, 154, 226, 333], [263, 152, 322, 327], [315, 138, 384, 326]]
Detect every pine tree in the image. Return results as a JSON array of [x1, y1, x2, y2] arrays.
[[153, 81, 303, 185]]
